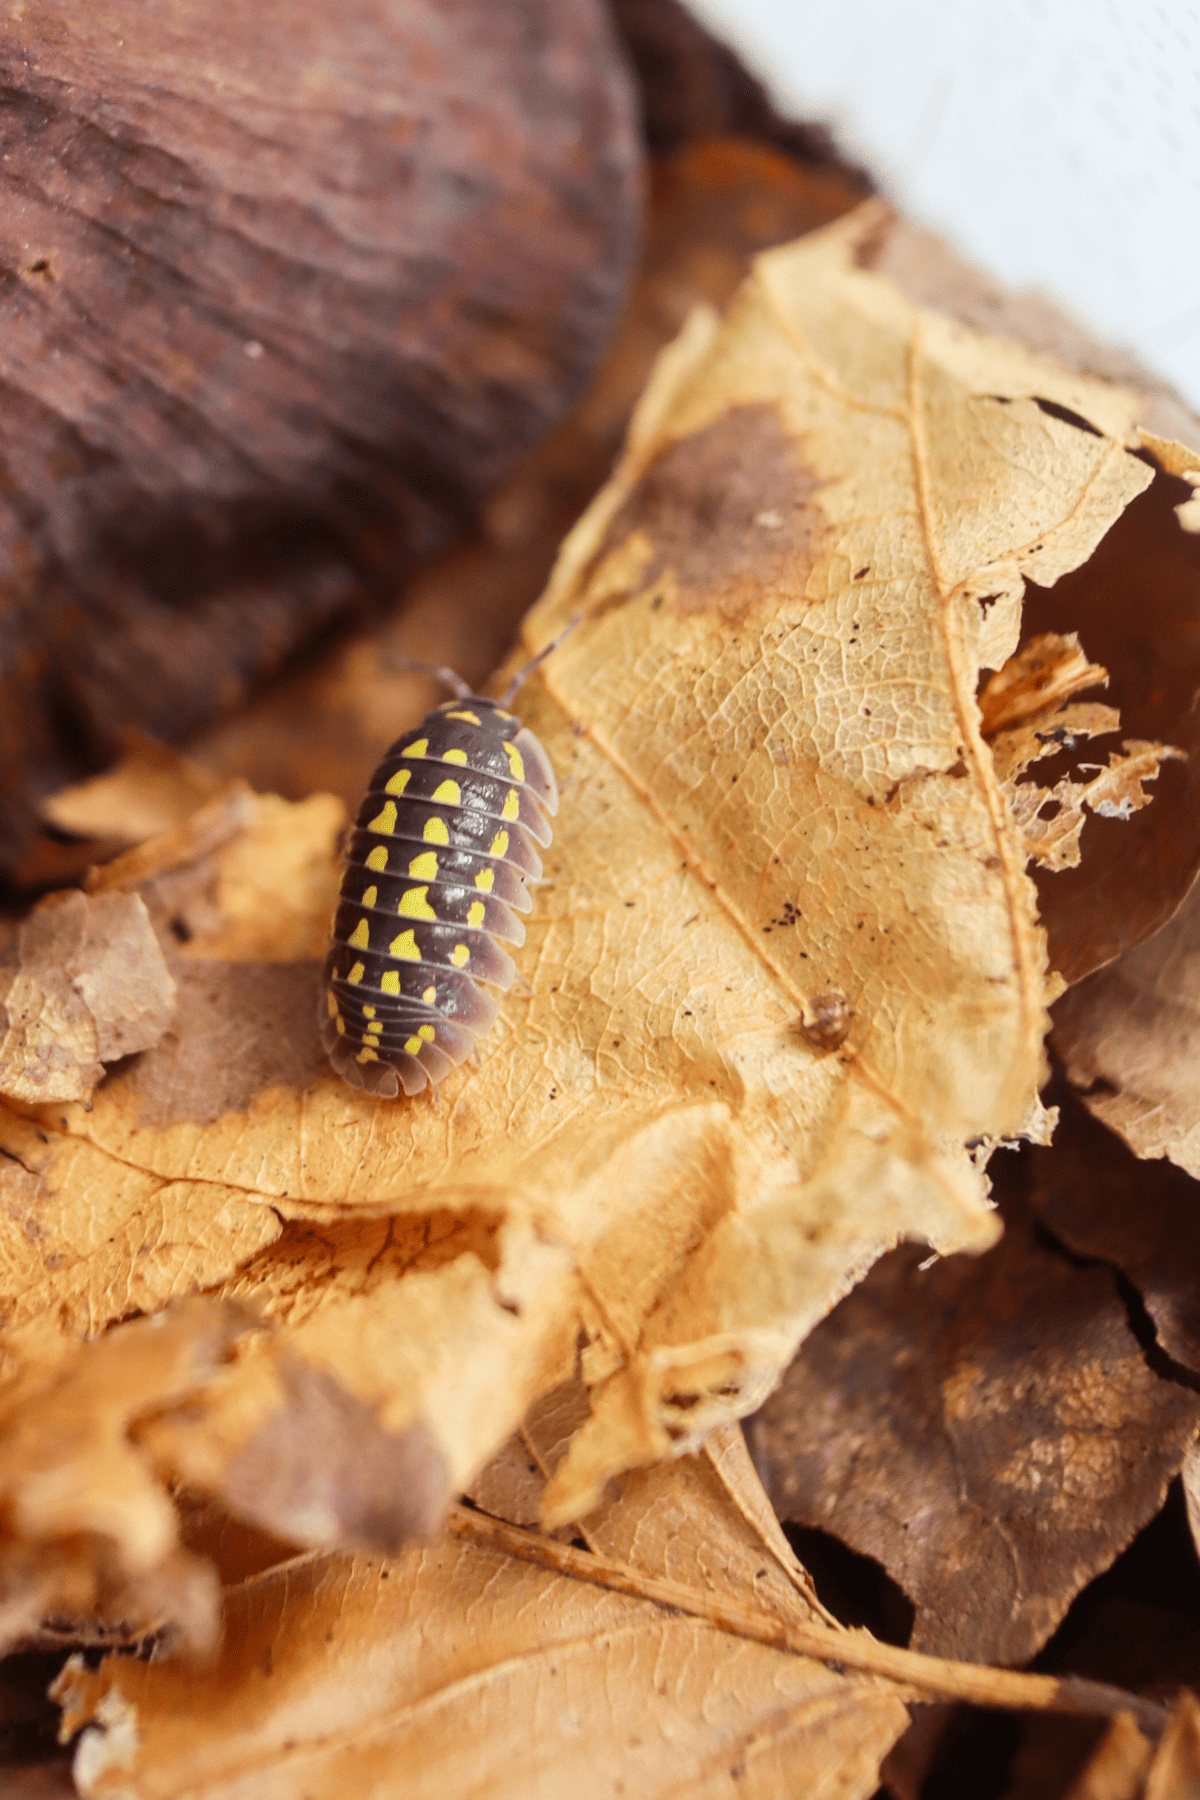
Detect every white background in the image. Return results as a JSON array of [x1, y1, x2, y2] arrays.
[[687, 0, 1200, 412]]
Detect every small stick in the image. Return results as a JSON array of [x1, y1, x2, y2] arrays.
[[447, 1503, 1169, 1738]]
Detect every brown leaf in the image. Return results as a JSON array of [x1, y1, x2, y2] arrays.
[[1053, 873, 1200, 1178], [0, 0, 641, 875], [0, 891, 176, 1103], [51, 1424, 911, 1800], [747, 1168, 1200, 1666], [1027, 1087, 1200, 1377]]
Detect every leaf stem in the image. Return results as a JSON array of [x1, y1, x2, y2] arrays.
[[447, 1503, 1168, 1738]]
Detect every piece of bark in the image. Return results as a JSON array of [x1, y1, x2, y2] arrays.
[[0, 0, 641, 876], [190, 135, 868, 813], [0, 889, 175, 1103], [747, 1167, 1200, 1667], [1027, 1085, 1200, 1377]]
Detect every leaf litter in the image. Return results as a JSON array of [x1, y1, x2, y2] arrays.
[[0, 183, 1198, 1797]]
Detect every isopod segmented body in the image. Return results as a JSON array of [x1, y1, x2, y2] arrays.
[[320, 672, 558, 1098]]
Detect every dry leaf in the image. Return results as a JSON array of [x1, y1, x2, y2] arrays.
[[51, 1420, 911, 1800], [1054, 873, 1200, 1177], [0, 891, 175, 1104], [0, 203, 1177, 1583], [0, 1301, 250, 1659], [981, 631, 1179, 876], [1144, 1693, 1200, 1800], [747, 1168, 1200, 1666], [855, 212, 1200, 986], [40, 739, 224, 848], [1063, 1713, 1151, 1800], [1027, 1087, 1200, 1378]]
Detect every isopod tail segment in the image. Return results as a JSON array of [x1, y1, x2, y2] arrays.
[[319, 620, 575, 1101]]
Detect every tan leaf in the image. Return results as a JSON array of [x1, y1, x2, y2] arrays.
[[41, 737, 225, 847], [1064, 1713, 1152, 1800], [0, 203, 1170, 1563], [1054, 871, 1200, 1176], [0, 1301, 251, 1657], [53, 1423, 911, 1800], [1144, 1693, 1200, 1800], [980, 631, 1179, 876], [0, 891, 176, 1104]]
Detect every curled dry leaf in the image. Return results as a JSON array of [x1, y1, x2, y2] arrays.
[[52, 1420, 910, 1800], [0, 890, 175, 1104], [1053, 874, 1200, 1178], [747, 1168, 1200, 1667], [0, 205, 1178, 1585]]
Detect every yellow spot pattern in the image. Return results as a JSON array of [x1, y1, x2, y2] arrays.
[[501, 789, 520, 821], [398, 886, 436, 920], [368, 800, 397, 834], [422, 984, 437, 1003], [418, 1024, 436, 1042], [474, 866, 494, 892], [336, 1017, 346, 1035], [348, 961, 365, 985], [385, 768, 412, 796], [404, 1036, 421, 1054], [357, 1047, 379, 1064], [366, 844, 389, 872], [381, 970, 401, 996], [442, 747, 468, 766], [467, 900, 485, 927], [408, 850, 438, 879], [402, 739, 428, 758], [362, 1005, 376, 1019], [489, 829, 509, 858], [424, 816, 449, 845], [326, 993, 338, 1018], [445, 710, 481, 725], [432, 778, 461, 806], [389, 929, 421, 961], [451, 943, 470, 968], [504, 741, 525, 782], [347, 918, 370, 950], [361, 885, 378, 908]]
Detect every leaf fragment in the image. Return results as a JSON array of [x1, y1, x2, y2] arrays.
[[981, 630, 1181, 875], [0, 891, 176, 1104]]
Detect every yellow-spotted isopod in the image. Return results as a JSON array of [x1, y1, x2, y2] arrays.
[[320, 654, 560, 1097]]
